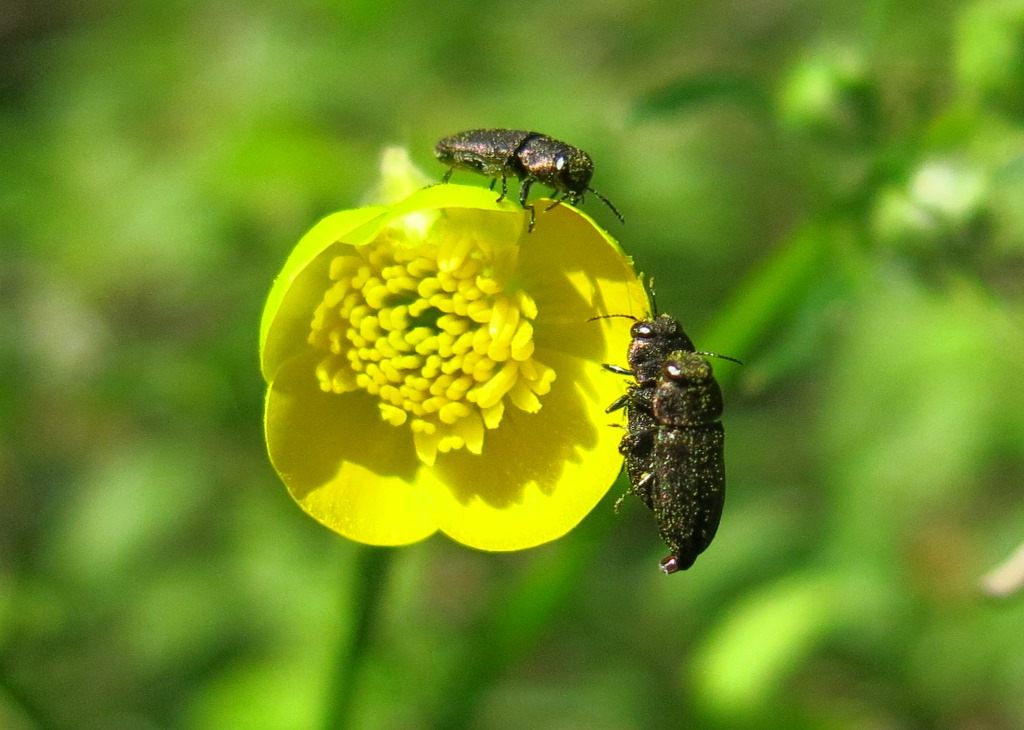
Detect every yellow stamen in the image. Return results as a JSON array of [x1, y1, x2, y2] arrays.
[[308, 223, 555, 466]]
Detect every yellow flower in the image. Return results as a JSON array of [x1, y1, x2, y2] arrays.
[[260, 149, 648, 551]]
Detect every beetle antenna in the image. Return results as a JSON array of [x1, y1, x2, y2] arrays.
[[587, 313, 639, 323], [587, 187, 625, 224], [646, 276, 659, 315], [696, 351, 744, 366]]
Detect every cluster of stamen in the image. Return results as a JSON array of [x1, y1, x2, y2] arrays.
[[309, 223, 555, 465]]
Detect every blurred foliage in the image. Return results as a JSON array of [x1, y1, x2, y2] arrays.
[[3, 0, 1024, 728]]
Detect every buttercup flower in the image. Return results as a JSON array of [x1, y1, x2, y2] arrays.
[[260, 149, 648, 551]]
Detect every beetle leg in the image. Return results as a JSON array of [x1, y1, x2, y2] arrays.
[[544, 191, 567, 212], [613, 469, 651, 514], [634, 470, 653, 491], [602, 363, 632, 377], [519, 178, 537, 232], [495, 173, 509, 203], [602, 393, 626, 415], [525, 205, 537, 232], [441, 167, 455, 184], [519, 177, 534, 207]]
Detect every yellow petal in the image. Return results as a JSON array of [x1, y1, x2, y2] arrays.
[[265, 352, 437, 545], [261, 207, 387, 382], [429, 348, 626, 551]]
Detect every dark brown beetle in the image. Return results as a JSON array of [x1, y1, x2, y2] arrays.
[[435, 129, 624, 232], [597, 307, 738, 574]]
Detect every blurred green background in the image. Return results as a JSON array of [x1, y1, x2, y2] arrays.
[[4, 0, 1024, 728]]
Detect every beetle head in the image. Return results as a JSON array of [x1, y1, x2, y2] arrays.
[[651, 350, 724, 426], [553, 149, 595, 198], [626, 314, 697, 384]]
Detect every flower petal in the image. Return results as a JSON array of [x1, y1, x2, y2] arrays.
[[260, 207, 387, 382], [265, 351, 438, 546], [429, 348, 627, 550]]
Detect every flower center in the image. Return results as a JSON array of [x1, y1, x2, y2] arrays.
[[308, 220, 556, 466]]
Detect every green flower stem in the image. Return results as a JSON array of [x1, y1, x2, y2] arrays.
[[322, 544, 393, 730], [429, 506, 613, 730]]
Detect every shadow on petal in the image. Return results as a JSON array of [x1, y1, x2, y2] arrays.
[[434, 349, 601, 508], [429, 348, 625, 550], [266, 351, 420, 497]]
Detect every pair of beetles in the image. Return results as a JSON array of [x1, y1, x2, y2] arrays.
[[435, 129, 733, 575]]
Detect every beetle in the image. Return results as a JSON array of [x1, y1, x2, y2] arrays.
[[598, 308, 738, 574], [599, 313, 696, 514], [641, 349, 727, 574], [435, 129, 624, 232]]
